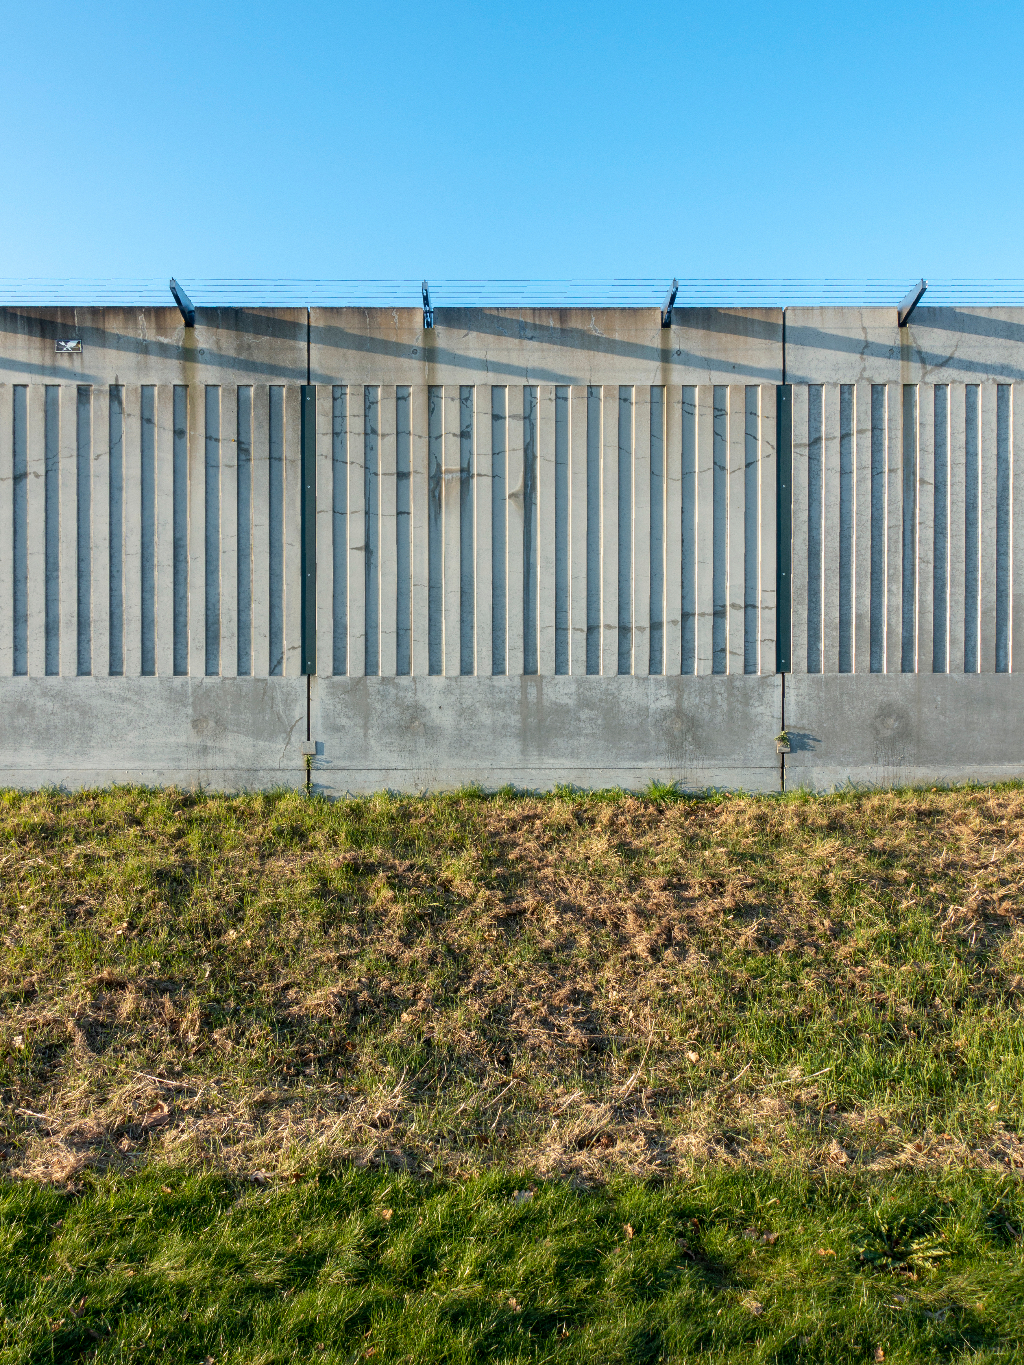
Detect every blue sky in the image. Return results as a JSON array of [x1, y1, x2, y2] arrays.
[[2, 0, 1022, 282]]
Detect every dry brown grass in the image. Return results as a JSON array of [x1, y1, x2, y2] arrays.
[[2, 784, 1023, 1184]]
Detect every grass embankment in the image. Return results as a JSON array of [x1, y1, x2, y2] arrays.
[[1, 784, 1023, 1361]]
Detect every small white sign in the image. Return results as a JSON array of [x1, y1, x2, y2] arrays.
[[55, 339, 82, 353]]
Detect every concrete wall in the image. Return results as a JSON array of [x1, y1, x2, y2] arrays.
[[783, 307, 1024, 789], [1, 302, 1022, 793]]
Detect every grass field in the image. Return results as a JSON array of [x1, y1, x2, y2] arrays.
[[1, 782, 1023, 1361]]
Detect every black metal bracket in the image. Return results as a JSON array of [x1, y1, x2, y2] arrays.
[[897, 278, 927, 327], [421, 280, 434, 329], [661, 278, 678, 328], [169, 278, 195, 327]]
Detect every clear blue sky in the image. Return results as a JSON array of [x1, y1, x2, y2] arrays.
[[3, 0, 1022, 281]]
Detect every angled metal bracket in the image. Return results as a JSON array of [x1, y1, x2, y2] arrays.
[[897, 278, 927, 328], [421, 280, 434, 330], [661, 278, 679, 328], [169, 278, 195, 327]]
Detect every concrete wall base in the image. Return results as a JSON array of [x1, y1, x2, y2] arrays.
[[309, 675, 782, 795], [784, 674, 1024, 790], [0, 678, 307, 791]]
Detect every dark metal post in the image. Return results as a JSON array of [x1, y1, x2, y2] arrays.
[[897, 279, 928, 327], [776, 385, 792, 674], [300, 386, 316, 674], [169, 278, 195, 327]]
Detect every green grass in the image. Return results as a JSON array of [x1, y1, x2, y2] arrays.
[[2, 1165, 1022, 1363], [2, 783, 1023, 1359]]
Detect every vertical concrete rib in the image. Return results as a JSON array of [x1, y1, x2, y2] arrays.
[[283, 385, 303, 677], [315, 384, 334, 676], [251, 384, 271, 678], [916, 385, 935, 673], [25, 390, 44, 677], [694, 384, 714, 675], [948, 385, 966, 673], [682, 388, 698, 674], [346, 384, 366, 678], [1013, 384, 1024, 671], [379, 383, 398, 677], [442, 386, 461, 676], [852, 382, 872, 673], [363, 388, 380, 676], [758, 384, 777, 675], [187, 385, 205, 676], [505, 385, 525, 678], [474, 383, 493, 676], [979, 381, 998, 672], [26, 388, 47, 678], [90, 386, 109, 678], [219, 388, 238, 679], [122, 386, 142, 677], [600, 385, 618, 675], [459, 387, 475, 675], [664, 385, 683, 675], [58, 386, 77, 676], [727, 384, 745, 674], [821, 383, 841, 674], [884, 383, 903, 672], [155, 386, 174, 675], [568, 385, 588, 674], [632, 385, 651, 676], [537, 384, 557, 675], [410, 384, 429, 676], [790, 385, 809, 674], [0, 385, 12, 676]]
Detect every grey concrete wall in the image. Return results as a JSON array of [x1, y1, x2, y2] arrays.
[[0, 678, 306, 790], [310, 675, 781, 795], [788, 317, 1024, 680], [784, 674, 1024, 790], [1, 303, 1023, 794]]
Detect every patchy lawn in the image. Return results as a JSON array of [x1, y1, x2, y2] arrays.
[[1, 783, 1022, 1184]]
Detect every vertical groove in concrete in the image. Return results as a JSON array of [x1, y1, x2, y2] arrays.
[[600, 384, 618, 677], [585, 386, 601, 675], [553, 386, 570, 675], [537, 383, 556, 677], [758, 383, 777, 676], [695, 384, 714, 675], [314, 384, 334, 677], [155, 385, 175, 677], [648, 386, 664, 677], [488, 387, 506, 676], [568, 385, 588, 676], [505, 385, 525, 680], [680, 386, 696, 675], [472, 384, 491, 678], [91, 386, 111, 680], [726, 383, 745, 676], [363, 385, 380, 677], [789, 384, 808, 675], [282, 384, 303, 678], [821, 384, 840, 675], [379, 383, 398, 679], [410, 384, 430, 678], [1012, 384, 1024, 673], [632, 384, 651, 678]]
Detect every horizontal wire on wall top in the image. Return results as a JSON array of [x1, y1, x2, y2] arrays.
[[4, 279, 1024, 308]]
